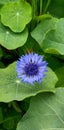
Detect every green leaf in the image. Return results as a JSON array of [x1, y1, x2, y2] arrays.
[[46, 55, 63, 71], [3, 114, 21, 130], [1, 1, 32, 32], [0, 0, 18, 4], [1, 107, 21, 130], [42, 18, 64, 55], [22, 35, 43, 55], [0, 61, 5, 68], [17, 88, 64, 130], [0, 62, 58, 102], [31, 17, 58, 44], [0, 22, 28, 49], [55, 66, 64, 87]]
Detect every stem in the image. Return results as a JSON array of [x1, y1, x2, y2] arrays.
[[12, 101, 22, 113], [30, 0, 38, 31], [43, 0, 51, 13], [32, 0, 37, 18], [40, 0, 43, 15], [32, 0, 35, 18]]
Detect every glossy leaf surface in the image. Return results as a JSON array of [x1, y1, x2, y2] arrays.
[[0, 62, 58, 102], [17, 88, 64, 130]]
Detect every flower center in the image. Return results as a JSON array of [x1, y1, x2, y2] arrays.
[[24, 63, 38, 76]]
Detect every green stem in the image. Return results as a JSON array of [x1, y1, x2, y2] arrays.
[[30, 0, 38, 31], [12, 101, 22, 113], [40, 0, 43, 15], [32, 0, 36, 18], [43, 0, 51, 13]]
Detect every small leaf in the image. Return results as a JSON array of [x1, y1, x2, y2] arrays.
[[2, 107, 21, 130], [17, 88, 64, 130], [42, 18, 64, 55], [3, 114, 21, 130], [1, 1, 32, 32], [31, 17, 58, 44], [0, 22, 28, 49], [55, 66, 64, 87], [0, 62, 58, 102]]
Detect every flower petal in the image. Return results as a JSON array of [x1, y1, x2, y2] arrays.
[[16, 53, 48, 85]]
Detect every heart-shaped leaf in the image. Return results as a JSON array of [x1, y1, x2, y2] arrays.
[[17, 87, 64, 130], [0, 22, 28, 49], [1, 1, 32, 32], [0, 62, 58, 102]]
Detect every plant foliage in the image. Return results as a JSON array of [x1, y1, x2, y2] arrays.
[[0, 0, 64, 130]]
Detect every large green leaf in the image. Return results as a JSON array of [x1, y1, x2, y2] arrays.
[[40, 18, 64, 55], [1, 1, 32, 32], [31, 17, 58, 44], [0, 62, 58, 102], [0, 22, 28, 49], [17, 88, 64, 130]]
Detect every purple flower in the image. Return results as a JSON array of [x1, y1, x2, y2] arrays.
[[16, 53, 48, 85]]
